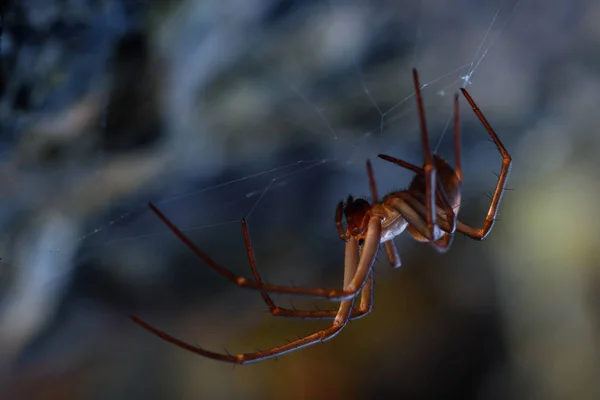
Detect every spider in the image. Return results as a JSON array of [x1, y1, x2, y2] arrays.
[[131, 69, 512, 364]]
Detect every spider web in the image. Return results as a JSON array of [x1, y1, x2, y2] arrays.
[[0, 0, 532, 377], [75, 0, 522, 259], [0, 0, 522, 327], [8, 3, 600, 398]]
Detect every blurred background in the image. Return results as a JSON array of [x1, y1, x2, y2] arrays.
[[1, 0, 599, 398]]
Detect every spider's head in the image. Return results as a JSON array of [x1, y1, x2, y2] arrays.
[[341, 195, 371, 243]]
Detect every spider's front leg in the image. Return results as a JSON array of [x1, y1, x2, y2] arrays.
[[366, 160, 401, 268], [243, 218, 375, 321], [412, 68, 441, 241], [147, 202, 377, 302], [131, 216, 383, 364]]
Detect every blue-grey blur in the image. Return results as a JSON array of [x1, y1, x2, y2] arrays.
[[0, 0, 597, 398]]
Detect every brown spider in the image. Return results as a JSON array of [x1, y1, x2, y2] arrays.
[[131, 69, 512, 364]]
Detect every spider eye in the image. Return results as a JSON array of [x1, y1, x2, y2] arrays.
[[357, 238, 365, 247]]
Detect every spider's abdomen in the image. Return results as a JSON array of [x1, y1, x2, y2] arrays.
[[408, 155, 461, 211]]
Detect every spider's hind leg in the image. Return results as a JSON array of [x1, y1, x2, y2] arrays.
[[456, 89, 512, 240], [366, 160, 401, 268], [411, 68, 439, 241]]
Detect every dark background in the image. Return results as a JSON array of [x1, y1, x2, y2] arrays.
[[0, 0, 599, 399]]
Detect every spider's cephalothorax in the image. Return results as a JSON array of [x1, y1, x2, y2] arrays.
[[131, 69, 512, 364], [336, 195, 372, 243]]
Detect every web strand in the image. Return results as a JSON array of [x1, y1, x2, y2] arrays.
[[74, 1, 522, 251]]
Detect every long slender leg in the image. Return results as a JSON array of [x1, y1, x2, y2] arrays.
[[366, 160, 401, 268], [456, 89, 512, 240], [429, 232, 454, 253], [425, 92, 462, 252], [386, 193, 453, 239], [269, 159, 387, 319], [245, 218, 373, 320], [412, 69, 439, 241], [377, 89, 464, 235], [146, 203, 380, 301], [377, 154, 456, 233], [453, 92, 463, 183], [390, 193, 454, 234], [426, 92, 462, 252], [377, 157, 423, 175], [267, 159, 384, 319], [266, 270, 372, 321], [130, 232, 375, 364]]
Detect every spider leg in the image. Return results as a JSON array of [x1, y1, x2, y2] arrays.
[[253, 273, 374, 320], [131, 299, 353, 364], [425, 92, 462, 247], [427, 92, 461, 253], [432, 92, 462, 235], [428, 92, 462, 241], [412, 68, 439, 241], [243, 218, 373, 320], [390, 193, 454, 234], [422, 92, 463, 236], [366, 160, 401, 268], [456, 89, 512, 240], [377, 154, 456, 234], [148, 203, 381, 301], [387, 193, 455, 254], [453, 92, 463, 183], [261, 159, 385, 319], [130, 228, 378, 364], [377, 70, 461, 236], [429, 232, 454, 253]]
